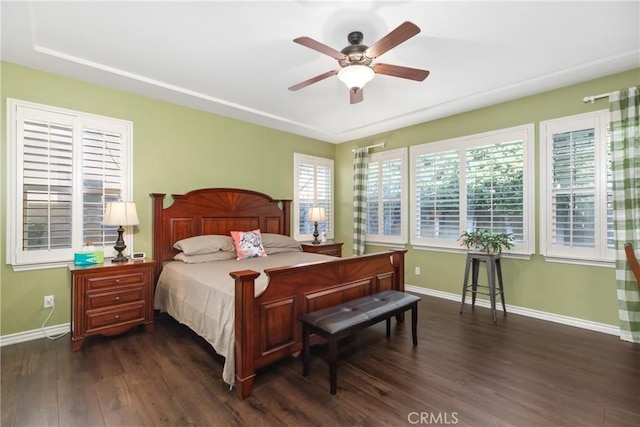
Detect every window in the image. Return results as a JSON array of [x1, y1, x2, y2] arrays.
[[540, 110, 613, 264], [410, 124, 534, 255], [293, 153, 334, 241], [6, 99, 133, 270], [366, 148, 407, 245]]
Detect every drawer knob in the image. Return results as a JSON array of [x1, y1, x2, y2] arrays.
[[115, 315, 120, 320], [115, 296, 121, 301], [115, 279, 120, 283]]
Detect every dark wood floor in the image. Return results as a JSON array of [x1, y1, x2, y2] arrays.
[[2, 295, 639, 426]]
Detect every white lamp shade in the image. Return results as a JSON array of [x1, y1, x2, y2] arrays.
[[308, 207, 326, 222], [102, 201, 140, 226], [337, 65, 375, 90]]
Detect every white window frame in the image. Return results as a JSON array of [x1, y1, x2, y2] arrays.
[[293, 153, 334, 242], [539, 110, 614, 266], [410, 124, 535, 256], [366, 147, 408, 245], [6, 98, 134, 271]]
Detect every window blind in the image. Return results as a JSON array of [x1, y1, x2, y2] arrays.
[[414, 150, 460, 240], [551, 128, 596, 248], [367, 149, 406, 243], [22, 118, 74, 251], [295, 157, 333, 236], [466, 140, 524, 241], [82, 128, 125, 247]]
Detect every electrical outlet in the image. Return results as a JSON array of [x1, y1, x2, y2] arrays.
[[44, 295, 54, 308], [415, 267, 421, 275]]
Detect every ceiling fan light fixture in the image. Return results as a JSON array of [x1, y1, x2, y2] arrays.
[[337, 65, 375, 90]]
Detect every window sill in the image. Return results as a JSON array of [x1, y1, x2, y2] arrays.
[[365, 242, 407, 250], [411, 244, 533, 260], [543, 256, 615, 268], [11, 261, 72, 272]]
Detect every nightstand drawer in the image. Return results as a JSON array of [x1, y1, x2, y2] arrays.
[[86, 271, 146, 291], [86, 303, 145, 331], [87, 287, 144, 310], [301, 242, 343, 257], [314, 247, 341, 256]]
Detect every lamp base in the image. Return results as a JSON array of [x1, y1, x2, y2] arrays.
[[111, 253, 129, 263], [111, 226, 129, 262], [312, 222, 320, 245]]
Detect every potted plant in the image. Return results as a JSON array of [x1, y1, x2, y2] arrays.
[[458, 229, 514, 254]]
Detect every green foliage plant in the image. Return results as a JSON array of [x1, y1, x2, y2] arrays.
[[458, 229, 514, 254]]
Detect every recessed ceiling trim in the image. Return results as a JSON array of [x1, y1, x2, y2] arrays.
[[31, 43, 333, 136]]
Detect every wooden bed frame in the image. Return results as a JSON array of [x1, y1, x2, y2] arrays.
[[151, 188, 407, 399]]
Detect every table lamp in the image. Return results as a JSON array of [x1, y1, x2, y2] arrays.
[[307, 207, 326, 245], [102, 201, 140, 262]]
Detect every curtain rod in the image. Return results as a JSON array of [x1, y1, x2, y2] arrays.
[[351, 142, 385, 153], [583, 92, 611, 104]]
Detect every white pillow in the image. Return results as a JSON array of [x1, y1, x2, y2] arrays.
[[173, 235, 235, 255], [261, 233, 302, 255], [174, 251, 237, 263]]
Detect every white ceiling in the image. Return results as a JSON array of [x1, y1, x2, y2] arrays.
[[2, 1, 639, 144]]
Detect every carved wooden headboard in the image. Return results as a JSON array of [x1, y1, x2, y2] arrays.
[[150, 188, 291, 275]]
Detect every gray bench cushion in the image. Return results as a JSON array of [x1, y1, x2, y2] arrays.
[[299, 290, 421, 335]]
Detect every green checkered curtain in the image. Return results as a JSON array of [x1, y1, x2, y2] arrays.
[[353, 147, 369, 256], [610, 86, 640, 343]]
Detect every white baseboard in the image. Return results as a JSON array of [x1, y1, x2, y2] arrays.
[[0, 287, 620, 346], [0, 323, 71, 347], [405, 285, 620, 336]]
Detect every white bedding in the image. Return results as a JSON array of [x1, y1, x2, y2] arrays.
[[154, 251, 333, 386]]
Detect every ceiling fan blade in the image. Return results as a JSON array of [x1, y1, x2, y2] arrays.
[[288, 70, 339, 91], [294, 37, 346, 60], [350, 88, 364, 104], [365, 21, 421, 59], [373, 63, 430, 81]]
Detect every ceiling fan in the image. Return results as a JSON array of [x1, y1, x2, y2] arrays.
[[289, 21, 430, 104]]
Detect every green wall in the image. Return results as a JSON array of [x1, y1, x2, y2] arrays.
[[0, 62, 334, 336], [2, 61, 638, 337], [335, 68, 640, 326]]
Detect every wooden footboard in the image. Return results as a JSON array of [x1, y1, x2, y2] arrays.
[[230, 249, 406, 400]]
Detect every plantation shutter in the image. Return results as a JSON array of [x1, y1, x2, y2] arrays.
[[466, 140, 524, 241], [295, 155, 333, 237], [551, 128, 596, 248], [605, 131, 614, 249], [367, 160, 380, 235], [82, 125, 125, 247], [366, 148, 406, 244], [16, 107, 75, 264], [414, 150, 460, 241]]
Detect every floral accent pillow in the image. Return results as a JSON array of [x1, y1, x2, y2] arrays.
[[230, 229, 267, 259]]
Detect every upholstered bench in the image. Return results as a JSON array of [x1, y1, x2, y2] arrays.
[[299, 290, 421, 394]]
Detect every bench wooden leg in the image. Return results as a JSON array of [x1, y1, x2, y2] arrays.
[[386, 318, 391, 337], [411, 304, 418, 346], [328, 337, 338, 394], [302, 324, 310, 377]]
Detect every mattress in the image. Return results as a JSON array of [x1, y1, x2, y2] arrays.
[[154, 251, 333, 386]]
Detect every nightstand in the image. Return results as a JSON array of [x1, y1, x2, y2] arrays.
[[69, 259, 156, 351], [301, 241, 343, 257]]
